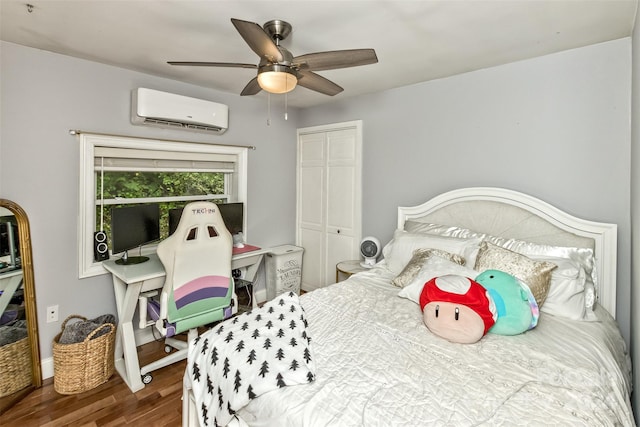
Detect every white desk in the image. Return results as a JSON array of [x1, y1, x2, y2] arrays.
[[0, 269, 23, 315], [103, 248, 269, 393]]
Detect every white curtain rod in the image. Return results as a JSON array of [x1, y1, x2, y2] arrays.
[[68, 129, 257, 150]]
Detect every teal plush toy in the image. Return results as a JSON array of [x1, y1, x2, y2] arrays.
[[475, 270, 539, 335]]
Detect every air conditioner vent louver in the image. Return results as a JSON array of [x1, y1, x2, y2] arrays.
[[131, 88, 228, 134], [142, 117, 224, 133]]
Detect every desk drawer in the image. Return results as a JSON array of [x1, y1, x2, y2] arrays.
[[140, 276, 165, 293], [231, 254, 263, 269]]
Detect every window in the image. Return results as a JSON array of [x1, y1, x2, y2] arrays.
[[78, 133, 248, 278]]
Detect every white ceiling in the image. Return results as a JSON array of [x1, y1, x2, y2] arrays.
[[1, 0, 637, 108]]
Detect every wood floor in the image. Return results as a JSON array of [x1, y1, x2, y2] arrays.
[[0, 286, 260, 426], [0, 338, 187, 426]]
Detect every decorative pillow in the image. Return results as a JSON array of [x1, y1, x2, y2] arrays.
[[475, 270, 539, 335], [382, 229, 481, 275], [474, 241, 557, 307], [404, 220, 597, 292], [419, 275, 496, 344], [398, 256, 478, 304], [392, 248, 465, 288]]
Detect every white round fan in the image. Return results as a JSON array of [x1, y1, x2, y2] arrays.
[[360, 236, 381, 268]]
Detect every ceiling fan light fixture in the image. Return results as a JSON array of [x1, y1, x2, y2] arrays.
[[257, 64, 297, 94]]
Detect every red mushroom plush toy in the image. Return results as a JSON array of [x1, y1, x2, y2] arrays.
[[419, 275, 497, 344]]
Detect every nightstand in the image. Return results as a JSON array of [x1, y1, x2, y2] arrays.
[[335, 260, 367, 282]]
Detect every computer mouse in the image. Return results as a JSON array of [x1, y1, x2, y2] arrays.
[[234, 242, 245, 249]]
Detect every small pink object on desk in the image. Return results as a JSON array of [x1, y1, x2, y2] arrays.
[[232, 244, 261, 255]]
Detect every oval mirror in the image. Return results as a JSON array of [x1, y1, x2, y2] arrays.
[[0, 199, 41, 414]]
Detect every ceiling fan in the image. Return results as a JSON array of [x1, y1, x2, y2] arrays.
[[168, 18, 378, 96]]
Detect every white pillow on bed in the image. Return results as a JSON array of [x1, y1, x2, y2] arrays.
[[382, 229, 481, 275], [398, 256, 479, 304], [531, 255, 597, 321], [403, 220, 598, 320], [404, 220, 597, 288], [535, 257, 587, 320]]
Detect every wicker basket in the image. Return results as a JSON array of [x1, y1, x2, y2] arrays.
[[0, 336, 32, 397], [53, 315, 115, 395]]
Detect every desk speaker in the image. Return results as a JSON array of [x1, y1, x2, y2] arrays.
[[94, 231, 109, 261]]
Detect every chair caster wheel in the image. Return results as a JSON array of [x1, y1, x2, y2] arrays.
[[164, 345, 172, 353], [142, 373, 153, 385]]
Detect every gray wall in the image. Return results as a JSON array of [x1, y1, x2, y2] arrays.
[[300, 38, 633, 345], [0, 37, 634, 373], [0, 41, 299, 361], [630, 3, 640, 418]]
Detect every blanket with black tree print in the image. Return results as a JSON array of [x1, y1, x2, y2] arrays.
[[187, 292, 316, 427]]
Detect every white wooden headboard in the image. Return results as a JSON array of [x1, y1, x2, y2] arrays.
[[397, 187, 618, 317]]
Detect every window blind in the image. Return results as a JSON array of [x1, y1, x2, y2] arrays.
[[94, 147, 236, 173]]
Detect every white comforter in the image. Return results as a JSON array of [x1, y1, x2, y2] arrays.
[[195, 264, 634, 426]]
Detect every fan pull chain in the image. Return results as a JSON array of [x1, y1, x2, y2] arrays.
[[267, 93, 271, 126], [284, 92, 288, 120]]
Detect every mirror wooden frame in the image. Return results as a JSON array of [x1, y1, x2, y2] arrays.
[[0, 199, 41, 414]]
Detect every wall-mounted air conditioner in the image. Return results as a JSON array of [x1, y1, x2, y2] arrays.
[[131, 88, 228, 134]]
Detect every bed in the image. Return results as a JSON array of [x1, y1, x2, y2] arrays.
[[182, 187, 634, 427]]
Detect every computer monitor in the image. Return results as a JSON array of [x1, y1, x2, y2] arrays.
[[168, 207, 183, 237], [111, 203, 160, 265], [169, 202, 243, 237], [0, 218, 19, 270], [217, 202, 244, 236]]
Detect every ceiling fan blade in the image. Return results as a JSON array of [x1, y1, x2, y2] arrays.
[[167, 61, 257, 69], [240, 77, 262, 96], [297, 70, 343, 96], [231, 18, 283, 63], [293, 49, 378, 71]]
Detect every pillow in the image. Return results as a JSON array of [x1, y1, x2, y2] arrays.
[[419, 275, 496, 344], [404, 220, 597, 290], [536, 260, 588, 320], [500, 239, 597, 293], [403, 221, 486, 266], [530, 255, 597, 321], [382, 229, 481, 275], [475, 269, 539, 335], [583, 282, 597, 320], [398, 256, 478, 304], [391, 248, 465, 288], [474, 241, 557, 307], [404, 220, 598, 317]]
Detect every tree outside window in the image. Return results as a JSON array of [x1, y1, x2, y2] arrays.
[[96, 171, 227, 243]]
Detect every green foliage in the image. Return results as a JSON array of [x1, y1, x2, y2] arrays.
[[101, 171, 224, 199], [96, 171, 226, 243]]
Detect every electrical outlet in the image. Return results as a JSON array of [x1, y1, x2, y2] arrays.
[[47, 305, 59, 323]]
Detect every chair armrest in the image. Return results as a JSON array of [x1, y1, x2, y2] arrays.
[[160, 290, 169, 320], [138, 290, 158, 329]]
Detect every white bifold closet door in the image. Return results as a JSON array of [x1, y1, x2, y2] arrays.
[[296, 121, 362, 291]]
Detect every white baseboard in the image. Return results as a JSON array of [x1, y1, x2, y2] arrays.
[[254, 288, 267, 305], [42, 357, 54, 379]]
